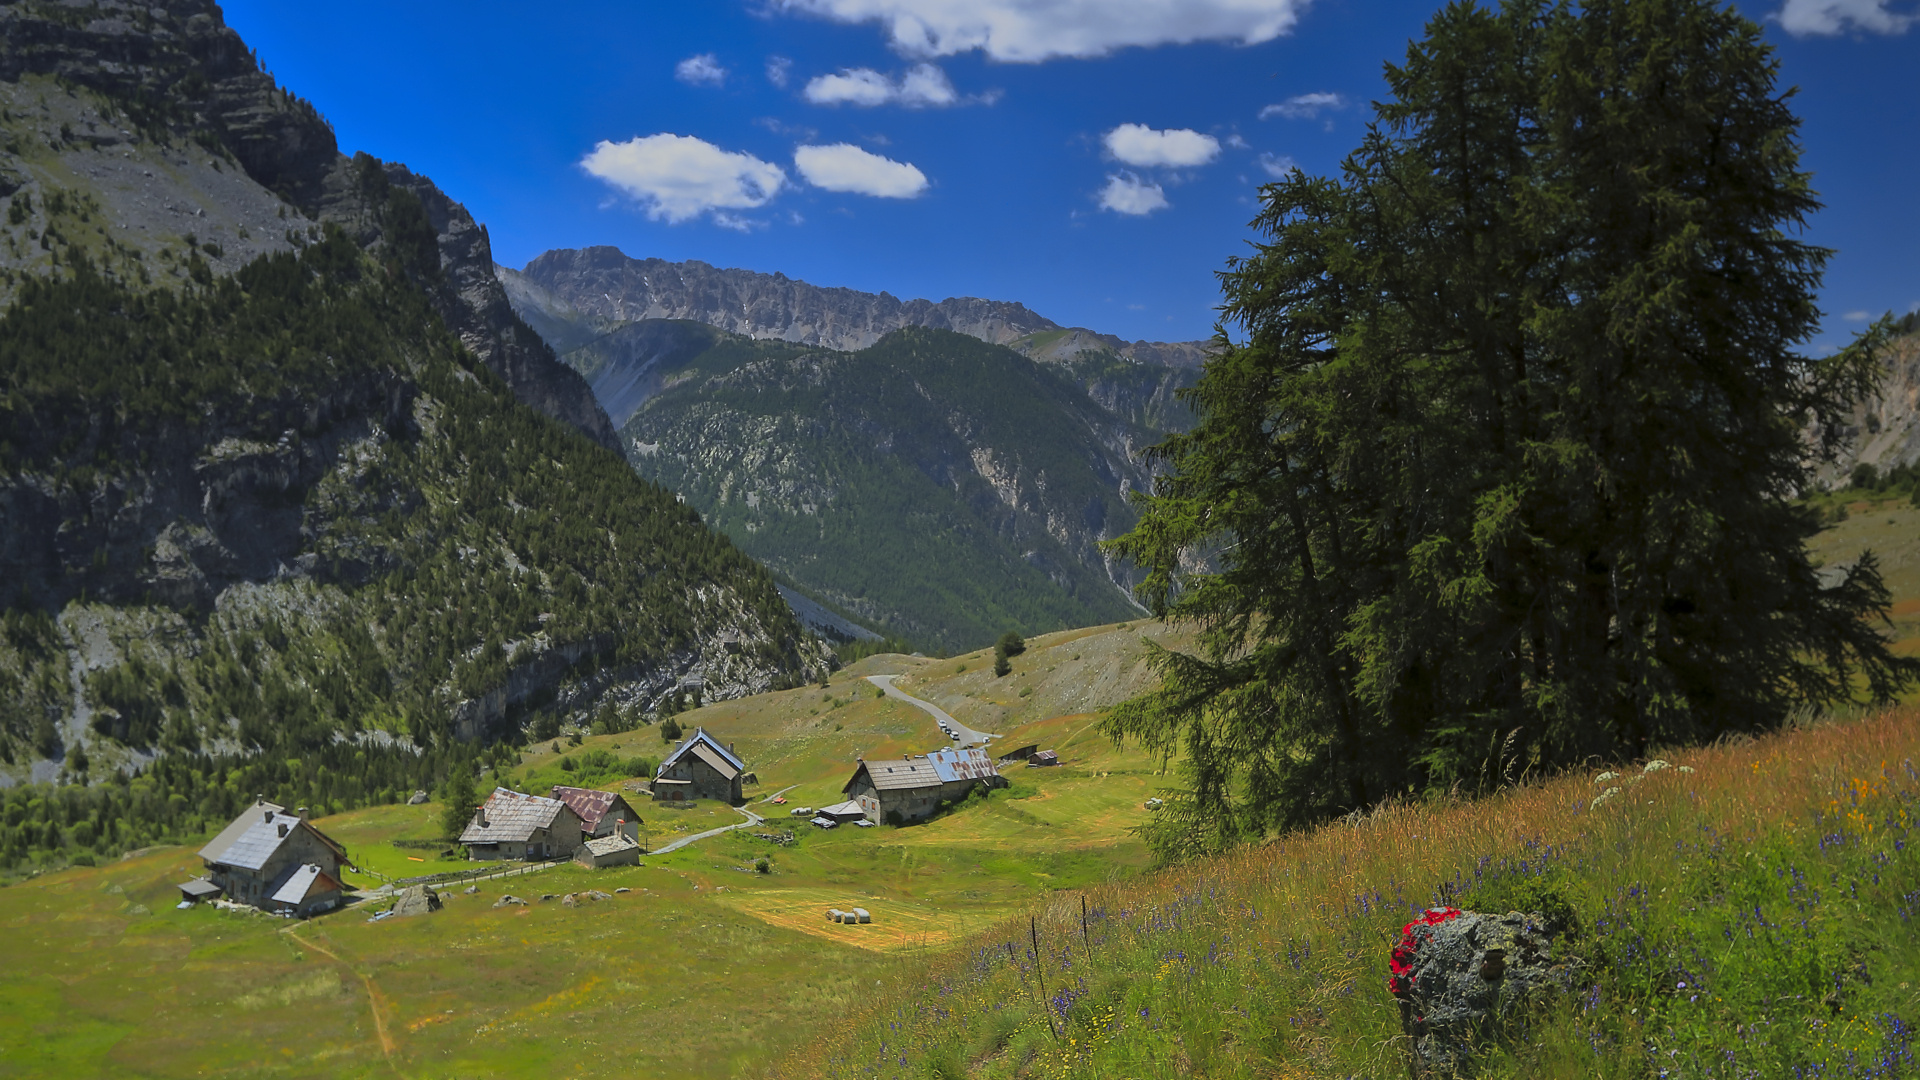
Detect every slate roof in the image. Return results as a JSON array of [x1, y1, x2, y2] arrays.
[[927, 748, 998, 783], [177, 877, 222, 899], [550, 786, 637, 832], [579, 833, 639, 858], [844, 758, 943, 794], [689, 742, 740, 781], [461, 788, 576, 844], [659, 727, 745, 777], [198, 802, 346, 872], [198, 800, 283, 864], [817, 800, 867, 820], [269, 863, 341, 905]]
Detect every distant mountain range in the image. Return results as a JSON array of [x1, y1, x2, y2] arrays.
[[502, 246, 1216, 369], [501, 249, 1213, 650]]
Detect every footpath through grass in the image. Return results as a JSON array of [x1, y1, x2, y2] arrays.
[[777, 708, 1920, 1079]]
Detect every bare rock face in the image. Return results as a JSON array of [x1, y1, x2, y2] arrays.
[[0, 0, 616, 452], [1808, 329, 1920, 488], [1390, 909, 1579, 1078]]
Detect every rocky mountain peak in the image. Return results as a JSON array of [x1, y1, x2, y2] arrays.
[[513, 245, 1213, 367]]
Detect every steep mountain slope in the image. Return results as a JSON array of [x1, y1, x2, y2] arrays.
[[0, 0, 618, 451], [535, 319, 1158, 649], [1810, 317, 1920, 488], [500, 252, 1216, 649], [0, 2, 827, 860]]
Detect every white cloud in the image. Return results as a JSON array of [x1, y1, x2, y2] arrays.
[[1098, 172, 1168, 215], [676, 53, 728, 86], [773, 0, 1311, 62], [1778, 0, 1914, 34], [767, 55, 794, 87], [1257, 152, 1295, 178], [1103, 124, 1220, 168], [581, 134, 787, 224], [1224, 133, 1248, 149], [1259, 91, 1345, 120], [794, 143, 930, 197], [802, 63, 963, 107], [1844, 310, 1872, 321]]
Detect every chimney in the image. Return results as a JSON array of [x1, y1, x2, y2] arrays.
[[277, 823, 289, 838], [264, 810, 275, 823], [295, 807, 308, 816]]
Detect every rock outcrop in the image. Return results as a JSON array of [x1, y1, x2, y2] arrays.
[[390, 885, 442, 917], [1808, 327, 1920, 489], [1390, 908, 1579, 1078]]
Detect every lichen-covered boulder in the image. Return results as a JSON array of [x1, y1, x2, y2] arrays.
[[1389, 908, 1578, 1077], [390, 885, 442, 917]]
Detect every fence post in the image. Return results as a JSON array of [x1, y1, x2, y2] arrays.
[[1031, 916, 1060, 1041]]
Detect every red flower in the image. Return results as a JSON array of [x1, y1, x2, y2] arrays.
[[1388, 907, 1462, 996]]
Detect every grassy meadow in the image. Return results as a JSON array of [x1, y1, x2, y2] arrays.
[[0, 622, 1185, 1078], [775, 709, 1920, 1079]]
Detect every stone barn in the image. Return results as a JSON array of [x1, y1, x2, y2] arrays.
[[185, 800, 349, 917], [551, 785, 642, 840], [652, 728, 746, 804], [574, 832, 641, 868], [843, 748, 1006, 824], [460, 788, 585, 860]]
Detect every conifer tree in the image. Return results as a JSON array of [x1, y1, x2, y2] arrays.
[[1106, 0, 1916, 861], [440, 767, 477, 840]]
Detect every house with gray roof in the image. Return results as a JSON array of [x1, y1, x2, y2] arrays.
[[652, 728, 746, 804], [183, 800, 349, 916], [842, 748, 1005, 824], [460, 787, 585, 861]]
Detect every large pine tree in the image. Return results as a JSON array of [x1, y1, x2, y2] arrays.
[[1107, 0, 1915, 860]]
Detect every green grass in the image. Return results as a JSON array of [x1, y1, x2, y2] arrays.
[[0, 623, 1186, 1078], [775, 709, 1920, 1079], [0, 843, 893, 1079]]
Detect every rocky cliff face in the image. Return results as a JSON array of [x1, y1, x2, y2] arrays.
[[0, 0, 617, 452], [510, 246, 1213, 371], [1810, 328, 1920, 488]]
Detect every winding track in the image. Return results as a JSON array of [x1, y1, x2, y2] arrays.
[[865, 674, 997, 748], [650, 803, 766, 854]]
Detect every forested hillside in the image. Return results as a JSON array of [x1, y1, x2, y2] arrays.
[[537, 318, 1159, 650], [0, 0, 826, 873], [0, 222, 823, 870]]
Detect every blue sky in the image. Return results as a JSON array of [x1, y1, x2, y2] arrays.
[[223, 0, 1916, 350]]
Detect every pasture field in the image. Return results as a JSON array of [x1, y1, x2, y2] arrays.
[[1808, 494, 1920, 665], [0, 622, 1182, 1078], [779, 708, 1920, 1079]]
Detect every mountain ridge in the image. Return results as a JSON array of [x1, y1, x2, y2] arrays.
[[507, 245, 1216, 369]]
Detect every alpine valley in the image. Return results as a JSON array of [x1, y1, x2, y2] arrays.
[[500, 247, 1211, 650]]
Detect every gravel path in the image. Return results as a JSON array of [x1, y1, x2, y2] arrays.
[[866, 674, 998, 748], [651, 804, 766, 854]]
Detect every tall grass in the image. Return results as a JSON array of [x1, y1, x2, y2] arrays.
[[775, 709, 1920, 1078]]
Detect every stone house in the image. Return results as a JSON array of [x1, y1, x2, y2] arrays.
[[652, 727, 746, 804], [460, 787, 585, 860], [574, 832, 641, 868], [550, 785, 642, 840], [842, 748, 1005, 824], [184, 800, 349, 917]]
